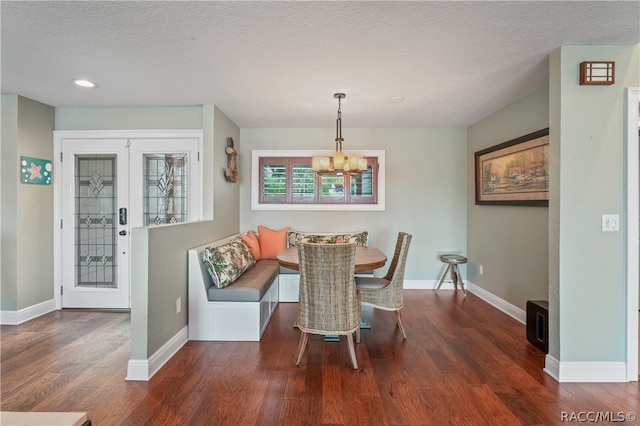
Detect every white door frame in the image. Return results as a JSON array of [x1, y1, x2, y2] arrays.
[[53, 129, 203, 310], [625, 87, 639, 381]]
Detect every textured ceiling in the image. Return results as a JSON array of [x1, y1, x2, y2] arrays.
[[1, 1, 639, 128]]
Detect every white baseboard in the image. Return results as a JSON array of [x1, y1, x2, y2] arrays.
[[403, 279, 526, 324], [0, 299, 56, 325], [126, 326, 188, 381], [545, 354, 627, 382], [466, 282, 526, 324]]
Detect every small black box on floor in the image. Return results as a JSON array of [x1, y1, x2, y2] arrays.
[[526, 300, 549, 354]]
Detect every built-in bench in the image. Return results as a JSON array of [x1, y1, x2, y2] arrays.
[[188, 230, 370, 341], [188, 235, 279, 341]]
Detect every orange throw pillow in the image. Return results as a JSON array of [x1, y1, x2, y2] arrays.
[[240, 231, 261, 260], [257, 225, 290, 259]]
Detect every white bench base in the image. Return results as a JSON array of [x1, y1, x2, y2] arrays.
[[188, 238, 279, 342], [279, 274, 300, 302], [193, 282, 278, 341]]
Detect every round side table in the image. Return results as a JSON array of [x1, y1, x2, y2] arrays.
[[435, 254, 467, 295]]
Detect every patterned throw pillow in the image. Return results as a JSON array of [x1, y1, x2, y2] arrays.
[[202, 237, 256, 288], [286, 230, 369, 247]]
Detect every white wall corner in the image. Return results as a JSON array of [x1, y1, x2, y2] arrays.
[[126, 325, 188, 381], [0, 299, 56, 325], [125, 359, 150, 381], [544, 354, 560, 381]]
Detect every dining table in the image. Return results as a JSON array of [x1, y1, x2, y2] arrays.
[[276, 245, 387, 273]]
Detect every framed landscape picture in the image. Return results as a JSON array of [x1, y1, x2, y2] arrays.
[[475, 128, 549, 206]]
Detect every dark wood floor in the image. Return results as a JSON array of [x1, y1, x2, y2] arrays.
[[1, 291, 639, 425]]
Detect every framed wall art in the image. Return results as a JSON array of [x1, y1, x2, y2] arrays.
[[475, 128, 549, 206], [20, 156, 52, 185]]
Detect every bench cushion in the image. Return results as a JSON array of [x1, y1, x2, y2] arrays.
[[202, 237, 255, 288], [207, 260, 280, 302]]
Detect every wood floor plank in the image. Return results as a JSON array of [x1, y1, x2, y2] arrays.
[[2, 291, 639, 425]]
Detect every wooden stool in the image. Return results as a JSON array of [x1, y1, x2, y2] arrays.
[[435, 254, 467, 295]]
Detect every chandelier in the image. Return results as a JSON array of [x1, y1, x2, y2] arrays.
[[312, 93, 367, 176]]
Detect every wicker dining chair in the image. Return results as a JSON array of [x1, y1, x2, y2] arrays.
[[355, 232, 412, 339], [295, 242, 360, 369]]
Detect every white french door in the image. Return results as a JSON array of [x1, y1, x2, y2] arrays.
[[55, 131, 202, 309]]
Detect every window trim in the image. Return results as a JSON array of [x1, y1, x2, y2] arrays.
[[252, 150, 385, 211]]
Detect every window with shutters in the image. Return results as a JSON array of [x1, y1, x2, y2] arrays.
[[252, 150, 385, 211]]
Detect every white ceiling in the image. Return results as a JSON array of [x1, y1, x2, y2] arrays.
[[2, 1, 639, 128]]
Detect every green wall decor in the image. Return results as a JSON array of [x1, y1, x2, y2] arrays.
[[21, 156, 51, 185]]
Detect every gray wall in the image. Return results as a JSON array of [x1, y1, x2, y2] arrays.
[[1, 95, 19, 311], [212, 106, 241, 230], [239, 128, 468, 281], [1, 95, 54, 311], [549, 44, 639, 363], [131, 106, 240, 359], [467, 87, 550, 310], [131, 220, 216, 359]]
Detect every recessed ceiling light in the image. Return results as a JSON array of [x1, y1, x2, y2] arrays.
[[73, 79, 96, 88], [390, 96, 404, 103]]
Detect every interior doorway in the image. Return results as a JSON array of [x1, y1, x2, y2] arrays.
[[53, 130, 202, 309]]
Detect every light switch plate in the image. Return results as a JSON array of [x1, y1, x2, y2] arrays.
[[602, 214, 619, 232]]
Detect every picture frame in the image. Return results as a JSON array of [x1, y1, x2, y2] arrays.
[[475, 128, 549, 206], [20, 156, 52, 185]]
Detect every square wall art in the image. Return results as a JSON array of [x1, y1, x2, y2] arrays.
[[21, 156, 52, 185]]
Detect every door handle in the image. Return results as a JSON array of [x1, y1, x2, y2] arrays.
[[119, 208, 127, 225], [119, 230, 127, 236]]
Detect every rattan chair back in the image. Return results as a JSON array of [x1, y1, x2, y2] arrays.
[[297, 242, 360, 335]]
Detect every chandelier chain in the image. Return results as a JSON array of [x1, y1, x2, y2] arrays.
[[312, 92, 366, 176]]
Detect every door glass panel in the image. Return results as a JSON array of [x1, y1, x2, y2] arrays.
[[143, 153, 188, 226], [75, 154, 117, 289]]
